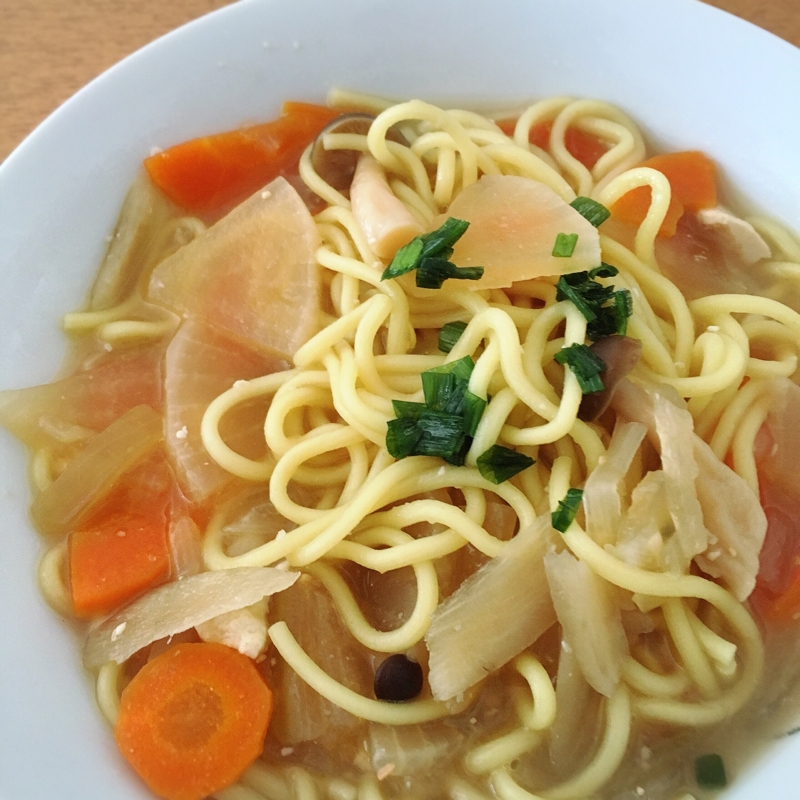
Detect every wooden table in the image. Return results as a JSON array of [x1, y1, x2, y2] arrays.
[[0, 0, 798, 163]]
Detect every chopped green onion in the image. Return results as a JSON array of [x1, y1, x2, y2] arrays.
[[438, 320, 468, 353], [556, 275, 600, 321], [381, 238, 423, 280], [695, 754, 727, 789], [381, 217, 470, 281], [414, 409, 467, 460], [386, 355, 486, 466], [416, 258, 484, 289], [462, 391, 487, 437], [554, 343, 606, 394], [443, 436, 472, 467], [421, 370, 468, 415], [419, 217, 470, 258], [589, 263, 618, 279], [570, 196, 611, 227], [391, 400, 426, 420], [477, 445, 535, 484], [552, 232, 579, 258], [551, 488, 584, 533], [556, 267, 632, 342], [424, 356, 475, 383], [386, 417, 423, 459]]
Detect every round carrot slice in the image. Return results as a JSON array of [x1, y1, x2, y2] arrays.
[[114, 642, 273, 800]]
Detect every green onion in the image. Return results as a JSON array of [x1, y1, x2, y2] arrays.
[[422, 370, 468, 415], [477, 445, 535, 484], [416, 258, 484, 289], [589, 263, 618, 279], [694, 754, 727, 789], [423, 356, 475, 383], [570, 196, 611, 227], [554, 343, 606, 393], [414, 409, 467, 460], [381, 217, 470, 281], [438, 321, 468, 353], [386, 417, 423, 459], [391, 400, 426, 420], [551, 488, 584, 532], [556, 266, 632, 341], [386, 355, 487, 466], [552, 232, 579, 258], [462, 391, 487, 437]]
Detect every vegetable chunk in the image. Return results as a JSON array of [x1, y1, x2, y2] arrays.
[[425, 515, 556, 700], [148, 177, 321, 362], [114, 642, 273, 800], [446, 175, 602, 289]]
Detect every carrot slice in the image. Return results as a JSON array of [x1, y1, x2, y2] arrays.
[[69, 511, 171, 619], [495, 118, 610, 169], [144, 102, 339, 219], [114, 642, 273, 800], [610, 151, 718, 237]]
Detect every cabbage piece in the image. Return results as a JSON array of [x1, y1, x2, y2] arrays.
[[615, 470, 671, 570], [612, 381, 709, 572], [425, 515, 556, 701], [544, 549, 628, 697], [30, 404, 163, 536], [88, 173, 178, 310], [82, 567, 298, 668], [446, 175, 602, 290], [583, 421, 647, 545], [693, 438, 767, 600], [653, 393, 709, 571], [759, 378, 800, 503]]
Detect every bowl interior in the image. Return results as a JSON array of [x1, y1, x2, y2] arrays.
[[1, 1, 799, 797]]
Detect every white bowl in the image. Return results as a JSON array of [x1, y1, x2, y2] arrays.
[[1, 1, 799, 798]]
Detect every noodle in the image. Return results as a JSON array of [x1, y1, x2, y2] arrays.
[[5, 92, 800, 800]]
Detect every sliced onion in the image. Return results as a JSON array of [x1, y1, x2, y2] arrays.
[[583, 420, 647, 545], [369, 721, 466, 777], [653, 392, 708, 571], [30, 404, 162, 536], [82, 566, 298, 668], [544, 549, 628, 697], [425, 515, 556, 701], [693, 438, 766, 600]]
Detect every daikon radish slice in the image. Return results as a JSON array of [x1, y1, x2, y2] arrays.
[[447, 175, 601, 290]]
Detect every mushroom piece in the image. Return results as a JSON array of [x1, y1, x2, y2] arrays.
[[310, 112, 377, 192], [578, 335, 643, 422]]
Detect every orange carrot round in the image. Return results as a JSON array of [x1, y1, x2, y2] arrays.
[[115, 642, 273, 800]]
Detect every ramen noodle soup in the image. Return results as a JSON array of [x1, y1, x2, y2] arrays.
[[4, 92, 800, 800]]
